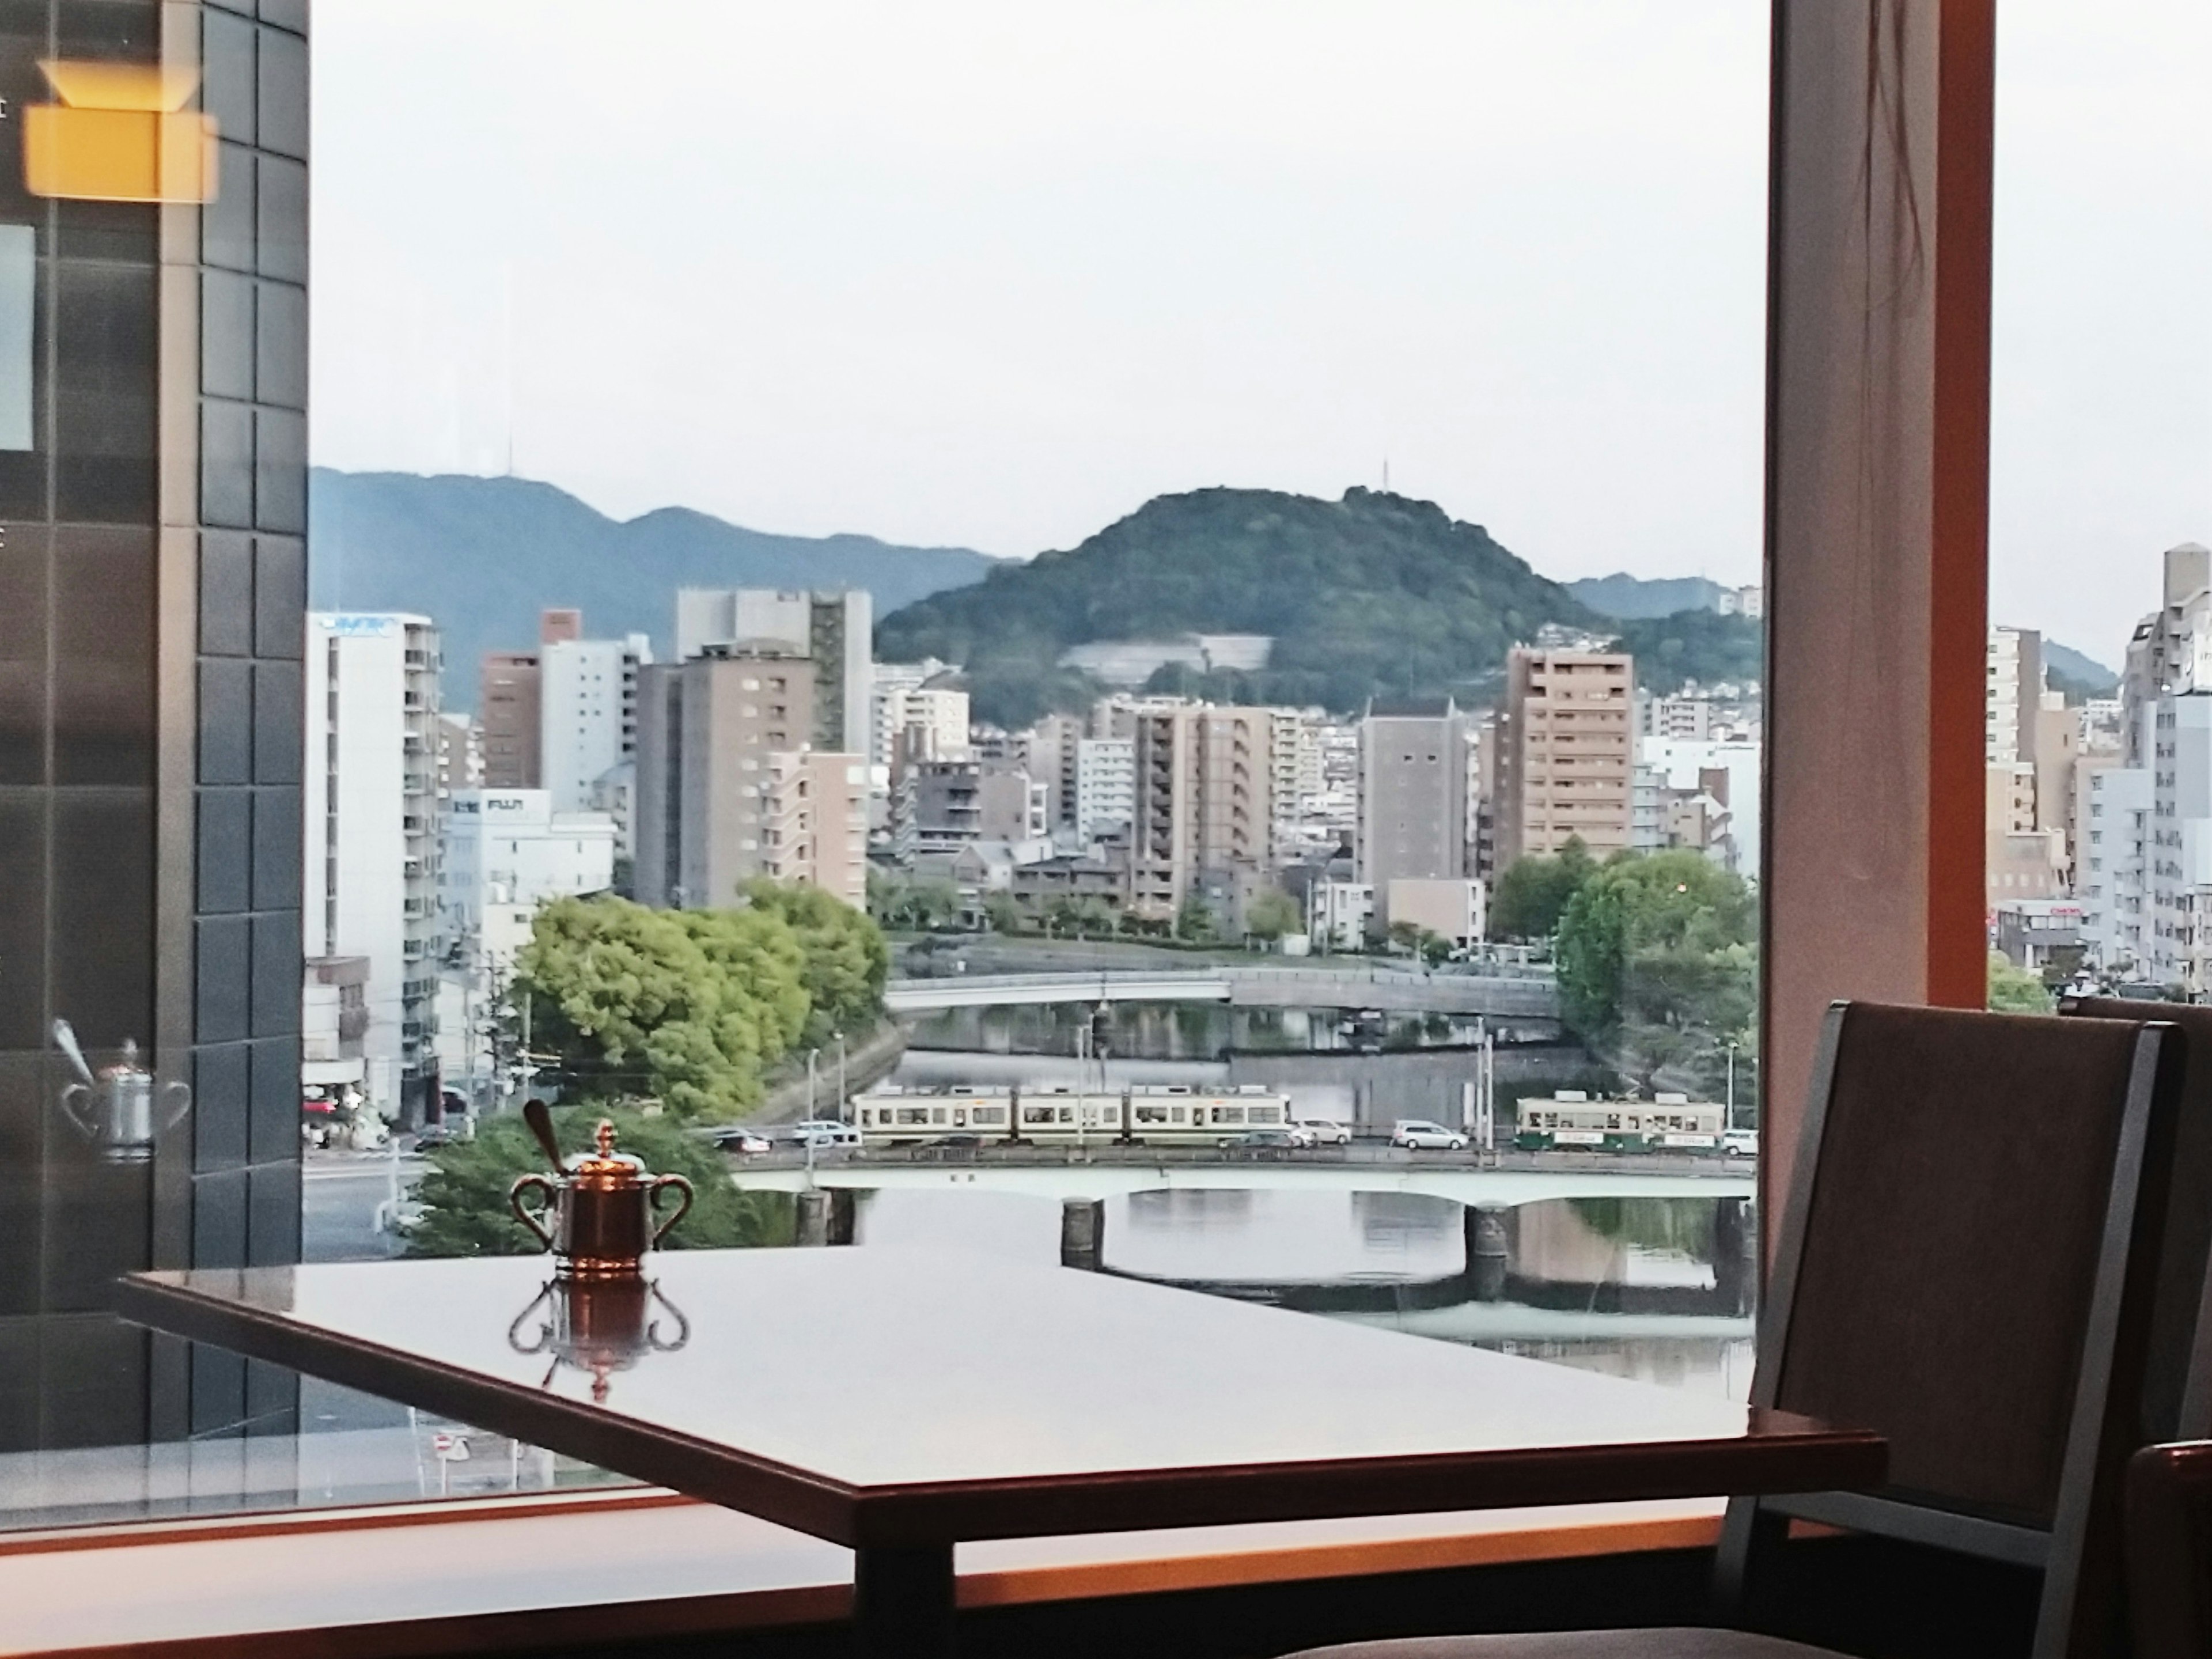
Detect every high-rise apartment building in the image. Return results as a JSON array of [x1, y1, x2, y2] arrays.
[[2122, 543, 2212, 767], [2077, 757, 2150, 972], [2146, 691, 2212, 994], [438, 789, 617, 971], [760, 752, 869, 906], [1074, 737, 1135, 840], [1493, 649, 1635, 868], [1127, 706, 1274, 923], [479, 650, 541, 789], [1357, 700, 1472, 918], [676, 588, 871, 755], [540, 631, 652, 847], [1986, 626, 2043, 766], [304, 613, 442, 1122], [632, 647, 817, 908]]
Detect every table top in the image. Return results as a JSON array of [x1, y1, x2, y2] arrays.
[[116, 1248, 1883, 1550]]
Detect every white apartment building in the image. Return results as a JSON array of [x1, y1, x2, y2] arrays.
[[1308, 880, 1374, 952], [1987, 626, 2043, 764], [304, 613, 442, 1122], [1635, 738, 1763, 879], [2149, 692, 2212, 994], [540, 633, 651, 842], [887, 687, 971, 764], [2078, 762, 2151, 974], [1074, 736, 1135, 840], [440, 790, 618, 970]]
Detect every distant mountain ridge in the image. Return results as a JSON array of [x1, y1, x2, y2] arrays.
[[1567, 572, 1734, 620], [308, 469, 997, 707]]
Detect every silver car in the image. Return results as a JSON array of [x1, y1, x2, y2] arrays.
[[1391, 1118, 1468, 1152]]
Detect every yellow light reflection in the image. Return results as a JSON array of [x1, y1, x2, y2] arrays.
[[24, 59, 217, 204]]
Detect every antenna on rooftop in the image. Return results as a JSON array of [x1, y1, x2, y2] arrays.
[[1382, 459, 1390, 492]]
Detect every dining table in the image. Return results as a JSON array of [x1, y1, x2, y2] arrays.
[[115, 1245, 1885, 1658]]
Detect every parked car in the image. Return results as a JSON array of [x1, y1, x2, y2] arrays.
[[1391, 1119, 1468, 1152], [1292, 1118, 1353, 1146], [411, 1123, 459, 1151], [1219, 1127, 1314, 1153], [710, 1127, 774, 1155], [1722, 1128, 1759, 1158]]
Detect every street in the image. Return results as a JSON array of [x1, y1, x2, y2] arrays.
[[302, 1150, 427, 1263]]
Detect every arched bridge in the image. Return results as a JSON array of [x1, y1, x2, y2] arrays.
[[884, 966, 1558, 1019]]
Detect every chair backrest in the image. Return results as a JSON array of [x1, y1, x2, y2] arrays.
[[2126, 1441, 2212, 1659], [1719, 1000, 2181, 1659], [2062, 997, 2212, 1442]]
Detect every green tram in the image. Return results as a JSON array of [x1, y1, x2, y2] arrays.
[[1513, 1089, 1726, 1154]]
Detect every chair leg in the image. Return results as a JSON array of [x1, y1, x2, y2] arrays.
[[1713, 1497, 1790, 1625]]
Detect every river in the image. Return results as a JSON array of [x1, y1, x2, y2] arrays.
[[874, 1043, 1757, 1400]]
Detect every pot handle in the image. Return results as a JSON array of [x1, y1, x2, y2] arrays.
[[649, 1174, 694, 1246], [59, 1082, 98, 1141], [161, 1080, 192, 1131], [510, 1174, 557, 1251]]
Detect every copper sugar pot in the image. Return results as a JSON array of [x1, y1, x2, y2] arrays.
[[510, 1119, 693, 1279]]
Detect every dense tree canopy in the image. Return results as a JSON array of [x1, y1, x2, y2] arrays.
[[1488, 839, 1597, 941], [407, 1107, 793, 1258], [1553, 850, 1758, 1105], [515, 887, 885, 1120], [1987, 950, 2055, 1013], [1603, 609, 1763, 696]]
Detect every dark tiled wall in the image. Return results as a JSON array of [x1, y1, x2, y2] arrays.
[[186, 0, 306, 1440], [0, 0, 306, 1453]]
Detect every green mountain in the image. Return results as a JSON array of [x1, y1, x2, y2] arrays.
[[876, 487, 1595, 722], [1567, 572, 1732, 620], [876, 486, 1763, 722], [309, 469, 996, 708], [2044, 641, 2118, 702]]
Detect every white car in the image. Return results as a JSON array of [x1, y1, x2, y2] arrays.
[[1722, 1129, 1759, 1158], [1293, 1118, 1354, 1147], [1391, 1119, 1468, 1152]]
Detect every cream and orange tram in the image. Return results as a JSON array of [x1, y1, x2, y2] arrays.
[[850, 1082, 1293, 1146]]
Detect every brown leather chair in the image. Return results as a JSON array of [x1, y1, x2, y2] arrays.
[[1281, 1000, 2184, 1659], [2061, 997, 2212, 1445], [2124, 1441, 2212, 1659]]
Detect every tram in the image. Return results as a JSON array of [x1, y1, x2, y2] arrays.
[[850, 1082, 1293, 1146], [1512, 1089, 1726, 1154]]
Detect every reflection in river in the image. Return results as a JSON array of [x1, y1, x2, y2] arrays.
[[855, 1186, 1756, 1401]]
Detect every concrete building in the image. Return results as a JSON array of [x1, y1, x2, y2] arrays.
[[1385, 879, 1487, 948], [1993, 900, 2084, 972], [478, 609, 584, 789], [632, 648, 817, 908], [1986, 626, 2043, 765], [1074, 737, 1135, 840], [1493, 648, 1635, 868], [760, 752, 870, 907], [887, 686, 971, 763], [1357, 700, 1474, 922], [439, 790, 618, 966], [300, 957, 370, 1111], [2077, 761, 2151, 972], [304, 613, 443, 1120], [869, 660, 953, 770], [435, 713, 482, 794], [540, 632, 652, 832], [1127, 705, 1275, 925], [2149, 691, 2212, 994], [1634, 740, 1762, 879], [677, 588, 871, 755], [1308, 879, 1376, 952]]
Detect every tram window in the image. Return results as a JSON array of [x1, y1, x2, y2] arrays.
[[1214, 1107, 1245, 1125], [897, 1107, 931, 1126], [1133, 1105, 1168, 1124], [1607, 1115, 1620, 1130], [1250, 1107, 1281, 1124]]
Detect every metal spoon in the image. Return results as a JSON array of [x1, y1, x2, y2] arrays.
[[51, 1018, 97, 1088], [522, 1097, 565, 1169]]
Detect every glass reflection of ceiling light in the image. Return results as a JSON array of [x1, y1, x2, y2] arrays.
[[24, 59, 217, 203]]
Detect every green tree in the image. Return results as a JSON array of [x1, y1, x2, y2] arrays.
[[1175, 897, 1217, 942], [407, 1107, 794, 1258], [1488, 838, 1597, 941], [740, 877, 889, 1044], [1244, 888, 1302, 942], [1988, 950, 2055, 1014], [1554, 851, 1758, 1100], [981, 890, 1025, 935]]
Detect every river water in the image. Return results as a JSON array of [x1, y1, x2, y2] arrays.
[[873, 1044, 1757, 1401]]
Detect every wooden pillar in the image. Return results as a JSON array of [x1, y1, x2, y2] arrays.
[[1762, 0, 1995, 1251]]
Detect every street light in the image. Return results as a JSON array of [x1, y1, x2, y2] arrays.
[[807, 1047, 820, 1120], [1724, 1040, 1738, 1131], [834, 1030, 848, 1122]]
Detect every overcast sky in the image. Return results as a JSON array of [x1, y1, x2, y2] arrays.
[[312, 1, 2210, 668]]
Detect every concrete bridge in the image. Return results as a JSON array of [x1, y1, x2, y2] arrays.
[[884, 966, 1559, 1019], [730, 1158, 1749, 1210]]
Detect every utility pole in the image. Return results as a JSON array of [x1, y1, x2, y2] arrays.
[[1725, 1041, 1738, 1131], [835, 1030, 847, 1121], [807, 1048, 820, 1120]]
